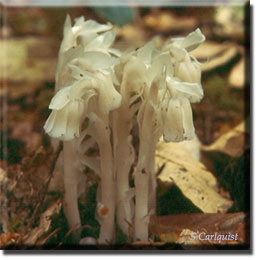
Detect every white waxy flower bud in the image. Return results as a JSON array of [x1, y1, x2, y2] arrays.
[[161, 97, 195, 142], [175, 60, 201, 83], [43, 80, 96, 141]]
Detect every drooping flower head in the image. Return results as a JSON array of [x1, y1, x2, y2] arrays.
[[159, 28, 205, 142], [44, 16, 121, 141]]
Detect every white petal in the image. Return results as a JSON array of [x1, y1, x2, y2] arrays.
[[175, 61, 201, 83], [170, 28, 205, 52], [65, 100, 85, 140], [83, 19, 112, 33], [180, 28, 206, 52], [47, 104, 69, 139], [101, 30, 117, 49], [49, 86, 71, 110], [69, 64, 89, 81], [76, 31, 98, 46], [74, 52, 118, 72], [108, 47, 122, 57], [55, 45, 84, 90], [60, 14, 74, 52], [121, 59, 148, 99], [43, 110, 57, 134], [167, 77, 203, 103], [170, 46, 187, 62], [97, 74, 122, 114], [137, 40, 156, 65], [73, 16, 85, 29], [86, 30, 116, 50], [149, 52, 173, 83], [162, 99, 184, 142], [180, 98, 195, 140]]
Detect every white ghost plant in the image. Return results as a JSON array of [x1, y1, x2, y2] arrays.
[[44, 15, 205, 244]]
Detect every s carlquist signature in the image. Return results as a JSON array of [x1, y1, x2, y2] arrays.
[[190, 232, 239, 243]]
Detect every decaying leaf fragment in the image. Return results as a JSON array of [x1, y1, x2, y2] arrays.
[[155, 141, 233, 213], [202, 122, 248, 158], [189, 41, 238, 72], [23, 200, 62, 245], [228, 58, 246, 89], [144, 11, 197, 32]]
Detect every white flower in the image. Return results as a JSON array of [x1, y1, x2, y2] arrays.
[[174, 58, 201, 83], [44, 81, 95, 141], [44, 71, 122, 141], [60, 15, 113, 53], [159, 76, 203, 142], [168, 28, 205, 84], [55, 15, 119, 91], [169, 28, 206, 52], [161, 97, 195, 142]]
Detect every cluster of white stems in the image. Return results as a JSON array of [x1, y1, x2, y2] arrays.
[[44, 15, 205, 244]]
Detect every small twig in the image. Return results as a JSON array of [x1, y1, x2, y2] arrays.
[[36, 227, 61, 246], [53, 223, 79, 249], [31, 142, 63, 222], [155, 163, 165, 176]]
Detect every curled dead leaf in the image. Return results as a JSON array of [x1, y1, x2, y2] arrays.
[[228, 58, 246, 89], [190, 41, 238, 72], [23, 200, 61, 245], [202, 122, 248, 158]]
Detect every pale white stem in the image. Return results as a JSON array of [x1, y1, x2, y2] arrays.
[[134, 102, 156, 241], [134, 156, 149, 241], [112, 97, 136, 236], [98, 138, 116, 244], [134, 140, 156, 241], [134, 78, 161, 241], [88, 112, 116, 244], [79, 156, 101, 176], [63, 140, 81, 240], [147, 145, 157, 215]]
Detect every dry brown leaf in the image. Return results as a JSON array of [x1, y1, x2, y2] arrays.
[[149, 212, 248, 245], [0, 37, 58, 98], [190, 41, 238, 72], [202, 122, 248, 158], [115, 24, 148, 49], [144, 11, 197, 32], [155, 141, 233, 213], [214, 7, 245, 40], [0, 232, 22, 247], [228, 58, 246, 89], [23, 200, 61, 245]]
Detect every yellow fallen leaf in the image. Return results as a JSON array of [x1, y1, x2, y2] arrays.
[[190, 41, 238, 72], [144, 11, 197, 32], [202, 122, 248, 158], [228, 58, 246, 89], [0, 37, 58, 98], [155, 141, 233, 213]]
